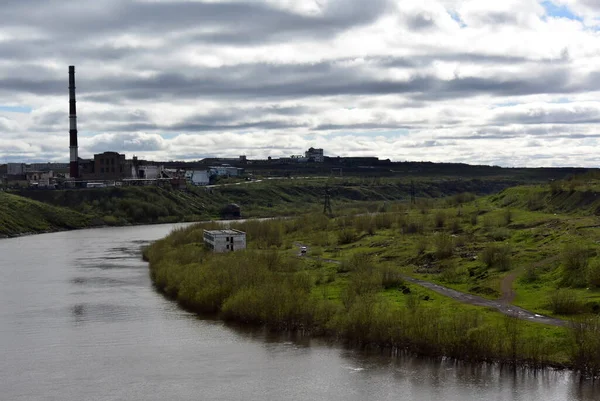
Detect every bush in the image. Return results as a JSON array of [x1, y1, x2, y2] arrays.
[[587, 260, 600, 288], [440, 261, 465, 284], [434, 211, 446, 229], [470, 213, 478, 226], [480, 243, 512, 271], [449, 219, 462, 234], [521, 265, 539, 283], [379, 265, 405, 289], [404, 218, 424, 234], [338, 253, 374, 273], [548, 289, 585, 315], [525, 192, 545, 211], [489, 228, 511, 241], [337, 228, 358, 245], [434, 232, 454, 260], [560, 242, 590, 288], [414, 236, 428, 255]]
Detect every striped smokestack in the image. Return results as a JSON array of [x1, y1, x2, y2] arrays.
[[68, 65, 79, 179]]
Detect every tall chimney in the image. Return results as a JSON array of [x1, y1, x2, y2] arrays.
[[68, 65, 79, 179]]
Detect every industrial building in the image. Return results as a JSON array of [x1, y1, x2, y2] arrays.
[[305, 147, 324, 162], [203, 229, 246, 252]]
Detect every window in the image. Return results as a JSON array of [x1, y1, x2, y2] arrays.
[[100, 167, 104, 173], [112, 167, 115, 173]]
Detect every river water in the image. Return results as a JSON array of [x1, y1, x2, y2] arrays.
[[1, 224, 598, 401]]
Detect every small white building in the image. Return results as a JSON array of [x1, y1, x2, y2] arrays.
[[136, 165, 163, 179], [186, 170, 210, 186], [203, 229, 246, 253]]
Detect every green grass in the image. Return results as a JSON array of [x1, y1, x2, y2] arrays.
[[144, 203, 600, 373], [0, 192, 92, 237]]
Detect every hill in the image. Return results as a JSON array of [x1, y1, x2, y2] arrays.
[[0, 191, 91, 237]]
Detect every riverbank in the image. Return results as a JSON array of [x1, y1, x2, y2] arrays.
[[4, 221, 595, 401], [4, 175, 534, 237], [144, 205, 600, 376], [0, 192, 94, 237]]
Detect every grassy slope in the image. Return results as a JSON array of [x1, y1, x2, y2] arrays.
[[0, 192, 91, 237], [15, 176, 525, 223]]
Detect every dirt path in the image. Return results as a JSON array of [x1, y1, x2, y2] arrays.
[[500, 272, 517, 303], [296, 243, 568, 328], [401, 276, 567, 327]]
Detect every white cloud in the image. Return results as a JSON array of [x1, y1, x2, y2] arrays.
[[1, 0, 600, 167]]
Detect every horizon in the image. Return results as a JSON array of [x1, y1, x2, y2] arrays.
[[1, 1, 600, 167]]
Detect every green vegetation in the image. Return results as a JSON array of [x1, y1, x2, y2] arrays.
[[145, 198, 600, 375], [0, 192, 91, 237], [2, 175, 528, 236]]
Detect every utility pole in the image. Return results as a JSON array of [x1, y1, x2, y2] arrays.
[[323, 186, 333, 217]]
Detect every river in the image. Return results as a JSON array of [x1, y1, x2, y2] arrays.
[[0, 224, 598, 401]]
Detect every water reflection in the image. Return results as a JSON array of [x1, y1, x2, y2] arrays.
[[2, 223, 600, 401]]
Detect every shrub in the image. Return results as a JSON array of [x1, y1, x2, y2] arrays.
[[521, 265, 539, 283], [414, 236, 428, 255], [587, 260, 600, 288], [489, 228, 511, 241], [434, 232, 454, 260], [470, 213, 478, 226], [548, 289, 585, 315], [379, 265, 405, 289], [525, 192, 545, 211], [440, 261, 465, 284], [337, 228, 358, 245], [434, 211, 446, 229], [560, 242, 590, 288], [449, 219, 462, 234], [374, 213, 394, 230], [480, 243, 512, 271], [404, 218, 424, 234], [338, 253, 374, 273]]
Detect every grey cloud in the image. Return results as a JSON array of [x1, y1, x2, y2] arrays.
[[86, 133, 167, 153], [493, 106, 600, 125], [405, 13, 437, 31], [66, 63, 582, 102], [0, 52, 580, 103], [314, 123, 415, 130], [4, 0, 390, 45], [170, 120, 305, 132]]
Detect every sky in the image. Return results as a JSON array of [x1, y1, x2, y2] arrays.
[[1, 0, 600, 167]]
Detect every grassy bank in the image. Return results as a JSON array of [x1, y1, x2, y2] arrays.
[[145, 204, 600, 376], [13, 176, 527, 227], [0, 191, 92, 237]]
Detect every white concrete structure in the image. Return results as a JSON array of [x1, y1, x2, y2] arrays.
[[136, 165, 162, 179], [188, 170, 210, 186], [203, 229, 246, 253]]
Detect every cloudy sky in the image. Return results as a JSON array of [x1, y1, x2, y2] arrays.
[[1, 0, 600, 166]]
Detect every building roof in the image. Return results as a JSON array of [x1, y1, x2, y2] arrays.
[[204, 229, 245, 235]]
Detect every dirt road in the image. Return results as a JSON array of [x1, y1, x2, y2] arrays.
[[296, 243, 568, 327], [401, 276, 567, 327]]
